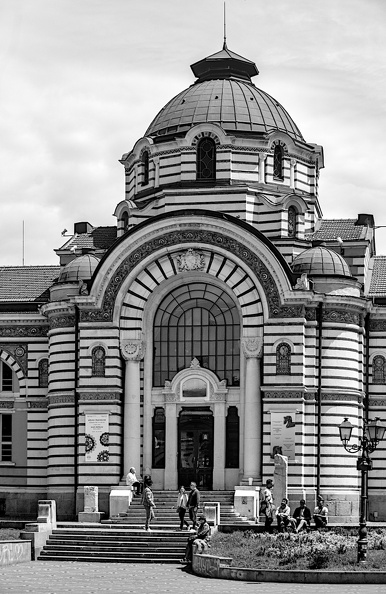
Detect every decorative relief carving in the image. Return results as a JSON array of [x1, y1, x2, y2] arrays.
[[370, 320, 386, 333], [192, 131, 220, 146], [176, 249, 205, 272], [0, 343, 28, 376], [321, 393, 363, 403], [49, 315, 76, 329], [305, 308, 317, 321], [190, 358, 201, 369], [0, 326, 47, 338], [79, 392, 122, 402], [241, 337, 263, 358], [81, 228, 293, 322], [164, 393, 178, 402], [294, 273, 309, 290], [121, 340, 146, 361], [209, 393, 226, 401], [0, 401, 14, 409], [322, 309, 360, 326], [48, 394, 75, 406], [264, 391, 303, 399], [27, 401, 48, 408]]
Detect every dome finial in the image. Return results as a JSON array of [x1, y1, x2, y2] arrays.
[[223, 2, 227, 50]]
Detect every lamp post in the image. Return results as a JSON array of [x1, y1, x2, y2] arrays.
[[338, 417, 386, 563]]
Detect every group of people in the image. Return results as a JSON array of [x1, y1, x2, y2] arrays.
[[261, 479, 328, 533], [125, 468, 209, 564]]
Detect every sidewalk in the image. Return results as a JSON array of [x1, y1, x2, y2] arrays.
[[0, 561, 386, 594]]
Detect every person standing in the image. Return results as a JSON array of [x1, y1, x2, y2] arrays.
[[176, 486, 189, 530], [260, 479, 275, 533], [125, 466, 142, 496], [187, 481, 200, 530], [141, 477, 156, 531]]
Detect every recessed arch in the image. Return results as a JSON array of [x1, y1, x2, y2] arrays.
[[0, 350, 25, 397]]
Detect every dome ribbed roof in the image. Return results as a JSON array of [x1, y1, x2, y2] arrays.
[[145, 45, 303, 141], [58, 254, 100, 283], [292, 247, 352, 277]]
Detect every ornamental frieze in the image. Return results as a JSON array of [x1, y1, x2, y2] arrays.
[[0, 401, 13, 409], [78, 392, 122, 402], [321, 393, 363, 403], [47, 394, 75, 406], [0, 343, 28, 376], [0, 326, 48, 338], [322, 309, 361, 326], [80, 229, 293, 323], [49, 315, 76, 329], [27, 400, 48, 408], [370, 319, 386, 333], [121, 340, 146, 361], [264, 391, 304, 399], [305, 308, 317, 321]]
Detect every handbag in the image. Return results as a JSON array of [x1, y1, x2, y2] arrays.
[[176, 506, 181, 513]]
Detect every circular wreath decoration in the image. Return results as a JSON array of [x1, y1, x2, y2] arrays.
[[100, 432, 109, 446], [97, 450, 110, 462], [85, 434, 96, 453]]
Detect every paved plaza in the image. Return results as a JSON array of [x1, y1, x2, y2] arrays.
[[0, 562, 385, 594]]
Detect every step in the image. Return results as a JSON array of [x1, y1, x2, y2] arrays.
[[38, 555, 180, 564]]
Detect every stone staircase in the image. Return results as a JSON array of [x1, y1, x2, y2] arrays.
[[38, 490, 253, 563]]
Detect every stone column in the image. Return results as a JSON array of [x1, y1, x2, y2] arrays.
[[164, 395, 178, 488], [258, 153, 267, 183], [290, 158, 296, 189], [213, 401, 226, 489], [121, 339, 146, 476], [242, 337, 263, 482]]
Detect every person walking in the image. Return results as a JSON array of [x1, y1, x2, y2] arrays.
[[141, 477, 156, 531], [176, 486, 189, 530], [187, 481, 200, 530]]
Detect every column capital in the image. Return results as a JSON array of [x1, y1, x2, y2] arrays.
[[241, 337, 263, 358], [121, 339, 146, 361], [258, 152, 267, 163]]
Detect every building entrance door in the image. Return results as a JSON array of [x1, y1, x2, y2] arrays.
[[178, 409, 213, 490]]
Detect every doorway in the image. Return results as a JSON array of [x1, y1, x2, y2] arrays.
[[178, 409, 213, 490]]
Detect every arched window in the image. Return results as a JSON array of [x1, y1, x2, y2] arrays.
[[38, 359, 48, 388], [153, 283, 240, 387], [122, 211, 129, 232], [142, 151, 149, 186], [276, 343, 291, 375], [0, 361, 18, 392], [225, 406, 239, 468], [373, 355, 386, 384], [92, 346, 106, 377], [197, 138, 216, 181], [288, 206, 297, 238], [273, 144, 284, 180]]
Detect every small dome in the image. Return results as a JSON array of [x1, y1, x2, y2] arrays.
[[292, 247, 352, 277], [58, 254, 100, 283]]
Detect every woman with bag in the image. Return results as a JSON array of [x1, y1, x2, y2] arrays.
[[176, 485, 189, 530], [141, 477, 156, 531]]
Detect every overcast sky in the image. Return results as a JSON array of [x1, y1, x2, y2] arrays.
[[0, 0, 385, 266]]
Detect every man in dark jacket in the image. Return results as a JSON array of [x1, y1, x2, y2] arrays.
[[187, 481, 200, 529], [293, 499, 312, 532]]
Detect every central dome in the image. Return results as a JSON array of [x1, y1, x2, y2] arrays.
[[145, 44, 303, 141]]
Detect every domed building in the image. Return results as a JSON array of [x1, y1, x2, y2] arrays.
[[0, 42, 386, 524]]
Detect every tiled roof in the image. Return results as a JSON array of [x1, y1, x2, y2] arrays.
[[0, 266, 60, 302], [368, 256, 386, 296], [305, 220, 366, 242], [59, 226, 117, 252]]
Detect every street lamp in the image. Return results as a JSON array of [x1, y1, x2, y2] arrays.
[[338, 417, 386, 563]]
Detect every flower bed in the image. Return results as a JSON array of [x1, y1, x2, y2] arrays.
[[209, 529, 386, 571]]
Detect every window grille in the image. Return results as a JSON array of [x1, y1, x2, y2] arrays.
[[276, 343, 291, 375], [38, 359, 48, 388], [288, 206, 297, 237], [373, 355, 386, 384], [142, 151, 149, 185], [273, 144, 284, 179], [1, 415, 12, 462], [92, 346, 106, 377], [197, 138, 216, 180]]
